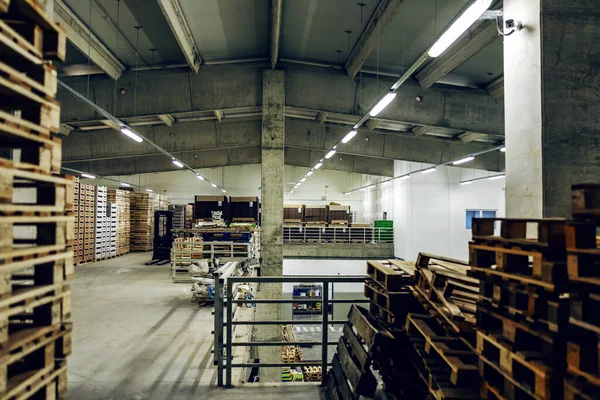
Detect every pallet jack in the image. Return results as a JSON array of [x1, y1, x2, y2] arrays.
[[145, 210, 173, 265]]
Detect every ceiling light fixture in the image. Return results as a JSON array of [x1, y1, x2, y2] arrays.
[[488, 174, 505, 180], [120, 127, 143, 143], [222, 189, 226, 193], [500, 147, 506, 152], [428, 0, 493, 57], [382, 181, 391, 185], [120, 182, 131, 187], [369, 92, 397, 116], [197, 175, 204, 180], [422, 167, 437, 174], [453, 156, 475, 165], [342, 130, 358, 144], [300, 177, 306, 183], [325, 149, 336, 159], [360, 187, 366, 191], [172, 159, 184, 168], [367, 184, 376, 189], [146, 188, 153, 192], [398, 175, 411, 180], [81, 173, 96, 179], [211, 183, 217, 188], [307, 170, 314, 176], [460, 180, 474, 186], [314, 161, 323, 169]]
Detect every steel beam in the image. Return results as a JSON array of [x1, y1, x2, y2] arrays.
[[344, 0, 404, 79], [416, 20, 498, 89], [269, 0, 283, 69], [156, 0, 201, 73], [53, 0, 125, 80]]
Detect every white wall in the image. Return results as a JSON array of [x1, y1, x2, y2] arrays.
[[392, 161, 505, 262], [282, 259, 367, 293]]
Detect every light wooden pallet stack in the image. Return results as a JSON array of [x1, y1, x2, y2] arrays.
[[0, 0, 71, 398], [79, 182, 94, 264], [108, 189, 130, 256], [73, 177, 80, 264], [94, 185, 111, 261], [130, 192, 165, 251]]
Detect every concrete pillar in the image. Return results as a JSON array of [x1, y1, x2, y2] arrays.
[[504, 1, 600, 217], [256, 69, 284, 382]]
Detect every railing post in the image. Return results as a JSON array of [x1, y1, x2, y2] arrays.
[[215, 271, 224, 386], [321, 280, 329, 385], [226, 279, 233, 388]]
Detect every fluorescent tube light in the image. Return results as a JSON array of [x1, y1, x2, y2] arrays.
[[307, 170, 313, 176], [172, 159, 184, 168], [314, 162, 323, 169], [120, 127, 143, 143], [367, 184, 376, 189], [325, 149, 336, 159], [120, 182, 131, 187], [344, 192, 350, 195], [146, 188, 153, 192], [399, 175, 411, 181], [460, 180, 474, 186], [300, 177, 306, 183], [197, 175, 204, 180], [428, 0, 493, 57], [290, 190, 294, 194], [211, 183, 217, 188], [453, 156, 475, 165], [382, 181, 391, 185], [369, 92, 396, 116], [422, 167, 436, 174], [81, 173, 96, 179], [489, 175, 505, 180], [342, 130, 358, 144], [500, 147, 506, 152], [222, 189, 226, 193]]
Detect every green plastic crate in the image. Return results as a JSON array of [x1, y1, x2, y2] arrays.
[[374, 220, 393, 228]]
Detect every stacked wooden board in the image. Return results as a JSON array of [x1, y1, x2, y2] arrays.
[[93, 185, 113, 261], [130, 193, 159, 251], [108, 189, 130, 256], [468, 218, 570, 399], [565, 184, 600, 399], [0, 0, 71, 398], [74, 182, 94, 264]]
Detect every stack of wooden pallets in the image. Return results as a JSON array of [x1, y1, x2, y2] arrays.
[[130, 192, 159, 251], [0, 0, 71, 397], [564, 184, 600, 399], [108, 189, 130, 256], [469, 217, 570, 399], [364, 259, 417, 325], [94, 185, 111, 261]]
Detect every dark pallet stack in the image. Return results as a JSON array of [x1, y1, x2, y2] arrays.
[[170, 204, 188, 230], [0, 0, 71, 398], [229, 196, 259, 222], [327, 205, 350, 225], [194, 195, 228, 223], [565, 184, 600, 400], [304, 205, 328, 224], [469, 217, 570, 399], [327, 305, 387, 400], [284, 204, 304, 223]]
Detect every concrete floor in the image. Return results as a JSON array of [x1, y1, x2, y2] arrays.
[[68, 253, 322, 399]]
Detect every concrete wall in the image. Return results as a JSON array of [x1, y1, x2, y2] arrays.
[[392, 161, 506, 262]]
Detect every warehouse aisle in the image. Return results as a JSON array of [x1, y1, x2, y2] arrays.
[[68, 254, 322, 399]]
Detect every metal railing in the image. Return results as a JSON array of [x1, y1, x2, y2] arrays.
[[213, 275, 369, 387], [282, 226, 393, 244]]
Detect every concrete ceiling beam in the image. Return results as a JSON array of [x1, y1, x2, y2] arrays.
[[316, 112, 328, 124], [156, 0, 201, 73], [486, 75, 504, 101], [53, 0, 125, 80], [270, 0, 283, 69], [416, 20, 498, 89], [365, 119, 382, 131], [458, 131, 488, 143], [344, 0, 404, 79], [411, 125, 433, 137], [158, 114, 175, 126]]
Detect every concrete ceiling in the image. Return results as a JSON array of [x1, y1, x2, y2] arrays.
[[57, 0, 504, 88]]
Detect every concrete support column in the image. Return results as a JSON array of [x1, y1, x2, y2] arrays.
[[504, 1, 600, 217], [256, 69, 284, 382]]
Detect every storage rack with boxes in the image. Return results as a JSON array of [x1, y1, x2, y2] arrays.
[[0, 0, 72, 397]]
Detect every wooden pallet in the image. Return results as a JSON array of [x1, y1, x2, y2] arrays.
[[478, 279, 568, 333], [364, 280, 411, 313], [0, 285, 70, 346], [477, 330, 554, 399], [564, 373, 600, 400], [571, 184, 600, 220], [479, 354, 549, 400], [0, 164, 73, 215], [469, 242, 568, 292], [472, 218, 567, 249], [476, 304, 563, 366], [406, 314, 478, 386], [366, 260, 413, 291], [4, 0, 66, 61], [0, 215, 74, 254]]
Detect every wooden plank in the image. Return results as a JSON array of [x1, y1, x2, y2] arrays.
[[342, 323, 368, 369], [331, 355, 353, 400], [347, 304, 392, 348]]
